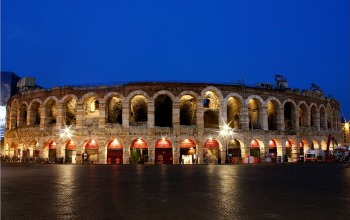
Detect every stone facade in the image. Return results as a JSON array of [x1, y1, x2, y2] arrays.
[[4, 82, 341, 164]]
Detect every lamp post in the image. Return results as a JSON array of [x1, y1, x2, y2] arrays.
[[219, 123, 234, 164]]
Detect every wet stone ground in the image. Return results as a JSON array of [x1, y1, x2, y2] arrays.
[[1, 162, 350, 220]]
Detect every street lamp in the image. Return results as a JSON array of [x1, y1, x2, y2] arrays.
[[219, 123, 235, 164]]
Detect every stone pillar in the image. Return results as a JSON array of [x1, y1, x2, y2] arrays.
[[99, 102, 106, 128], [56, 102, 63, 129], [173, 101, 180, 136], [260, 106, 268, 130], [26, 108, 31, 126], [122, 100, 129, 134], [240, 104, 249, 130], [294, 109, 300, 130], [40, 106, 46, 130], [305, 108, 311, 127], [147, 99, 155, 135], [315, 109, 320, 131], [196, 99, 204, 135], [220, 100, 227, 126], [76, 103, 84, 129], [277, 107, 285, 131]]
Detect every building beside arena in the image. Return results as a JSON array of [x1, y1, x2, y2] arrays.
[[3, 75, 342, 164]]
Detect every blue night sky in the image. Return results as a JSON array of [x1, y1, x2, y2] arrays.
[[2, 0, 349, 119]]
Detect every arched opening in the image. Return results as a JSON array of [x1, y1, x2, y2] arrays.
[[299, 103, 308, 127], [227, 139, 241, 164], [84, 96, 99, 121], [130, 139, 148, 164], [46, 100, 57, 125], [326, 106, 332, 129], [250, 139, 260, 163], [130, 95, 148, 126], [267, 100, 278, 130], [248, 98, 261, 129], [10, 102, 18, 129], [203, 139, 220, 164], [84, 139, 99, 164], [227, 97, 241, 129], [268, 139, 277, 162], [65, 140, 76, 163], [319, 107, 326, 129], [180, 95, 196, 125], [107, 138, 123, 164], [29, 102, 40, 125], [107, 96, 122, 124], [299, 141, 305, 162], [9, 142, 18, 161], [155, 138, 173, 164], [155, 94, 172, 127], [203, 91, 220, 128], [179, 139, 196, 164], [310, 105, 318, 128], [65, 98, 77, 125], [284, 102, 295, 132], [48, 140, 57, 163], [19, 104, 27, 127]]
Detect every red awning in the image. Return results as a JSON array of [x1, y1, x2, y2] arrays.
[[204, 139, 219, 148], [49, 141, 57, 150], [155, 139, 172, 148], [85, 140, 99, 149], [250, 140, 259, 148], [107, 139, 123, 149], [66, 140, 76, 150], [180, 139, 196, 148], [269, 140, 276, 148], [131, 139, 148, 149]]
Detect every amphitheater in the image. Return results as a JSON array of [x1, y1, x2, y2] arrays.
[[4, 77, 341, 164]]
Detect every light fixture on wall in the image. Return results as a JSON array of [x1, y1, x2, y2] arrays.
[[219, 122, 235, 164]]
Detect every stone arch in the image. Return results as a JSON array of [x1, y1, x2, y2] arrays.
[[266, 98, 280, 130], [283, 99, 297, 132], [319, 105, 326, 129], [83, 139, 100, 164], [321, 140, 327, 151], [105, 137, 124, 164], [105, 93, 124, 124], [79, 92, 100, 121], [309, 103, 318, 128], [28, 99, 41, 125], [180, 93, 197, 126], [202, 87, 223, 129], [125, 90, 150, 102], [249, 138, 265, 162], [61, 94, 78, 125], [225, 93, 243, 129], [129, 138, 149, 164], [312, 139, 319, 149], [129, 94, 148, 126], [154, 91, 174, 127], [10, 99, 19, 129], [44, 97, 58, 125], [18, 102, 28, 127], [246, 95, 264, 129], [298, 101, 309, 127], [102, 92, 125, 103]]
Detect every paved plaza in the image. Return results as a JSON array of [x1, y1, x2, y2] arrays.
[[1, 163, 350, 220]]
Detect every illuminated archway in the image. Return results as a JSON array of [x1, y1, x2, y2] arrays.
[[107, 138, 123, 164], [155, 138, 173, 164], [65, 140, 77, 164], [48, 140, 57, 162], [130, 138, 148, 164], [250, 139, 260, 163], [268, 139, 277, 162], [179, 139, 196, 164], [228, 138, 241, 164], [84, 139, 99, 164], [203, 139, 220, 164]]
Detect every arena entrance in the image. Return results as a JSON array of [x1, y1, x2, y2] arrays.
[[179, 139, 196, 164], [203, 139, 220, 164], [130, 139, 148, 164], [268, 139, 277, 162], [107, 138, 123, 164], [228, 139, 241, 164], [85, 140, 99, 164], [48, 141, 57, 163], [155, 138, 173, 164], [65, 140, 76, 164], [250, 139, 260, 163]]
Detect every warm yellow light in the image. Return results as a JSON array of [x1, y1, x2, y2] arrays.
[[91, 139, 95, 144], [345, 122, 349, 130]]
